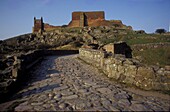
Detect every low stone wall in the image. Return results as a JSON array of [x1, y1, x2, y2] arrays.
[[0, 50, 44, 96], [0, 49, 79, 99], [79, 48, 170, 91]]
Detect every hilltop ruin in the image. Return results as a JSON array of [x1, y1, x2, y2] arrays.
[[32, 11, 132, 33]]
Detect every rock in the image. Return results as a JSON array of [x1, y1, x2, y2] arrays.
[[94, 106, 108, 111], [118, 99, 131, 108], [137, 67, 155, 79], [164, 66, 170, 71], [59, 103, 69, 109], [78, 89, 89, 93], [61, 91, 74, 96], [109, 105, 120, 111], [65, 106, 74, 111], [75, 101, 86, 109], [84, 80, 96, 86], [115, 92, 130, 99], [31, 102, 44, 106], [93, 29, 102, 34], [42, 104, 51, 109], [53, 94, 62, 100], [33, 106, 45, 111], [15, 105, 33, 111], [96, 87, 112, 94], [101, 100, 112, 108], [129, 103, 150, 111], [62, 95, 78, 100], [53, 85, 68, 92], [123, 59, 134, 65]]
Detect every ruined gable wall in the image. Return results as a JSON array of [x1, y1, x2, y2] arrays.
[[72, 11, 105, 20], [84, 11, 105, 20], [69, 11, 105, 27]]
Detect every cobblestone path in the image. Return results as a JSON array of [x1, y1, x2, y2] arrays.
[[1, 55, 170, 111]]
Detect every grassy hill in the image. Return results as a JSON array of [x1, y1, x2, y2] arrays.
[[1, 27, 170, 67], [98, 33, 170, 67]]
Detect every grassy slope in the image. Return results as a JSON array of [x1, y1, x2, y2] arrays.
[[99, 33, 170, 67], [99, 34, 170, 45], [133, 47, 170, 67]]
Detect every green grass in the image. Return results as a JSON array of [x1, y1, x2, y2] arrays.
[[99, 34, 170, 45], [126, 38, 168, 45], [98, 33, 170, 66], [133, 47, 170, 67], [125, 34, 170, 45]]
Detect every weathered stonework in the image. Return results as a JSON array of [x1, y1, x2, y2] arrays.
[[32, 11, 132, 33], [79, 48, 170, 91], [32, 17, 60, 33], [68, 11, 105, 27], [68, 11, 132, 29], [32, 17, 44, 33], [103, 42, 132, 58]]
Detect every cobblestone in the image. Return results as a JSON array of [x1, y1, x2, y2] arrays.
[[1, 55, 169, 111]]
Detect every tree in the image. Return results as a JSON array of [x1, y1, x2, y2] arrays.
[[155, 29, 166, 34]]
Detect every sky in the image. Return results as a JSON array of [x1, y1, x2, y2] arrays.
[[0, 0, 170, 40]]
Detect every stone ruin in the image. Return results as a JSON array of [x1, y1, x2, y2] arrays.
[[32, 17, 60, 33], [33, 11, 132, 33], [68, 11, 105, 27], [79, 43, 170, 91], [82, 42, 132, 58], [103, 42, 132, 58], [32, 17, 44, 33], [68, 11, 131, 29]]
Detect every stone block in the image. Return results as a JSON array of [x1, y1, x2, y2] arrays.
[[12, 67, 18, 78], [117, 65, 125, 73], [124, 65, 137, 77], [123, 77, 135, 85], [137, 67, 155, 79]]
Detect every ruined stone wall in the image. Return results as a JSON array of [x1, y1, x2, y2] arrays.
[[33, 17, 60, 33], [72, 11, 105, 20], [68, 11, 132, 29], [79, 48, 170, 91], [0, 50, 43, 99], [68, 11, 105, 27], [103, 42, 132, 58], [33, 17, 44, 33], [44, 23, 61, 31]]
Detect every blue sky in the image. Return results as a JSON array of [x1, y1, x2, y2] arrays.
[[0, 0, 170, 40]]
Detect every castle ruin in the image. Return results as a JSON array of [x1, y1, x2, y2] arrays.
[[33, 11, 132, 33], [32, 17, 44, 33], [68, 11, 105, 27], [32, 17, 60, 33]]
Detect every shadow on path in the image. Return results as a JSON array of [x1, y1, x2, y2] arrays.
[[2, 56, 61, 103]]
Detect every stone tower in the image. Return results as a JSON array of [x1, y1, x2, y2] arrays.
[[32, 17, 44, 33]]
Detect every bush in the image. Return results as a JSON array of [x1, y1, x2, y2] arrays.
[[155, 29, 166, 34]]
